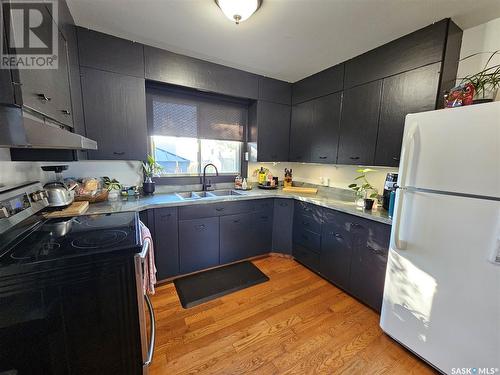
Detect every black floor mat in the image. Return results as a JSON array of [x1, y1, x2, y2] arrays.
[[174, 261, 269, 308]]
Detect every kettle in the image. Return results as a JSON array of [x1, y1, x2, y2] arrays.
[[41, 165, 75, 208]]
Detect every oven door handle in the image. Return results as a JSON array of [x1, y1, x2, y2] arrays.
[[143, 293, 155, 367]]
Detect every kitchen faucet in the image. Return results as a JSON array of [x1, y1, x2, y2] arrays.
[[202, 163, 219, 191]]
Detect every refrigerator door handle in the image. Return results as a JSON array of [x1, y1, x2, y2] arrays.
[[393, 187, 407, 250], [398, 124, 418, 188]]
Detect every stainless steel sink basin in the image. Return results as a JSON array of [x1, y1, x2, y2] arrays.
[[175, 191, 202, 200], [207, 190, 244, 197]]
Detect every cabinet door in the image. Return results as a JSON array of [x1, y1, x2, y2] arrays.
[[51, 32, 73, 126], [310, 92, 342, 163], [77, 27, 144, 77], [179, 217, 219, 274], [258, 77, 291, 105], [272, 199, 294, 254], [220, 213, 252, 264], [257, 101, 290, 162], [337, 80, 382, 165], [81, 67, 148, 160], [251, 210, 274, 256], [289, 99, 313, 162], [374, 63, 440, 166], [320, 210, 354, 290], [154, 207, 179, 280], [292, 64, 344, 104], [349, 218, 390, 312]]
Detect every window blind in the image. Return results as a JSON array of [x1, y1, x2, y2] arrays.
[[146, 85, 248, 142]]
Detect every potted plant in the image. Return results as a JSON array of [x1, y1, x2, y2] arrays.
[[142, 155, 163, 195], [459, 50, 500, 103], [102, 176, 122, 201], [348, 168, 379, 210]]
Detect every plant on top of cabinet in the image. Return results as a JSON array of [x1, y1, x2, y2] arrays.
[[348, 168, 379, 210], [142, 154, 163, 195]]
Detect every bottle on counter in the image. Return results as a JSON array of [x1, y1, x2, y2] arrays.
[[242, 178, 248, 190], [258, 167, 267, 185], [284, 168, 293, 188]]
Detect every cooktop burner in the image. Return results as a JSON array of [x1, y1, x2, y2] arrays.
[[2, 212, 140, 265], [71, 229, 128, 249]]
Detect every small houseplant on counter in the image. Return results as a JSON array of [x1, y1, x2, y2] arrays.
[[458, 50, 500, 104], [348, 168, 379, 210], [142, 155, 163, 195], [103, 177, 122, 201]]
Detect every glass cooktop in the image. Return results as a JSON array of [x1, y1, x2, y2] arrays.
[[1, 212, 140, 265]]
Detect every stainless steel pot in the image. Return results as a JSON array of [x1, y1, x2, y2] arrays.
[[43, 181, 75, 208]]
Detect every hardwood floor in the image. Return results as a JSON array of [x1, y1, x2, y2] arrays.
[[149, 256, 436, 374]]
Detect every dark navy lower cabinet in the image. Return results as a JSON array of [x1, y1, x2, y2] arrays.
[[320, 210, 354, 290], [292, 244, 320, 271], [220, 213, 252, 264], [348, 217, 390, 312], [251, 209, 274, 256], [179, 217, 220, 274], [153, 207, 179, 280], [272, 199, 294, 254]]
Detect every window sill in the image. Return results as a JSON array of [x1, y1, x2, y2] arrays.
[[153, 175, 238, 186]]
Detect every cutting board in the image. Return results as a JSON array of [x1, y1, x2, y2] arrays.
[[44, 201, 89, 218], [282, 186, 318, 194]]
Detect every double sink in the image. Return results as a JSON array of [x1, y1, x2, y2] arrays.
[[175, 189, 245, 200]]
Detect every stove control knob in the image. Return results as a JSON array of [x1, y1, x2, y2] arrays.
[[0, 206, 9, 219], [31, 190, 47, 202]]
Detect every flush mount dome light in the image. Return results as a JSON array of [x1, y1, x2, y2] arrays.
[[215, 0, 262, 25]]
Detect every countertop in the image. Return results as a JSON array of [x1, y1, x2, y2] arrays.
[[80, 188, 392, 225]]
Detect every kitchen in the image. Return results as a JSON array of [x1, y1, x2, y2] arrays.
[[0, 1, 499, 374]]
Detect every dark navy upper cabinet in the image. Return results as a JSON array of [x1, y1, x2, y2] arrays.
[[250, 100, 291, 162], [154, 207, 180, 280], [144, 46, 259, 99], [272, 199, 294, 254], [337, 80, 382, 165], [77, 28, 145, 78], [258, 77, 291, 105], [344, 19, 449, 89], [220, 213, 252, 264], [375, 63, 441, 166], [80, 67, 148, 160], [320, 210, 354, 290], [349, 217, 390, 312], [292, 64, 344, 104], [289, 99, 314, 162], [179, 217, 220, 274]]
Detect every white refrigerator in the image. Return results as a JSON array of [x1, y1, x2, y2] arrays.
[[380, 102, 500, 374]]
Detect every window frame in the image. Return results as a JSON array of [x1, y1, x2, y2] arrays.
[[145, 83, 250, 185]]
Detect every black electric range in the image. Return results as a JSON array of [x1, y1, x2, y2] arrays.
[[1, 212, 141, 268]]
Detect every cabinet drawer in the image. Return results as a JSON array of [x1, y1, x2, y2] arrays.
[[293, 227, 321, 253], [252, 199, 274, 213], [293, 244, 320, 271], [179, 201, 253, 220], [294, 201, 323, 220], [294, 213, 322, 235]]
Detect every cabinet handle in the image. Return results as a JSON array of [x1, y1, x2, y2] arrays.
[[195, 224, 206, 231], [233, 219, 241, 223], [334, 233, 343, 239], [113, 151, 125, 155], [12, 82, 22, 86], [319, 156, 327, 159], [349, 156, 360, 160], [37, 93, 51, 101], [61, 109, 71, 115], [215, 207, 224, 212]]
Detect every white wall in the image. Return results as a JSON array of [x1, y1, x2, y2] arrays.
[[457, 16, 500, 102], [248, 162, 397, 193]]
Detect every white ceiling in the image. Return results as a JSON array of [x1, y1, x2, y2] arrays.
[[67, 0, 500, 82]]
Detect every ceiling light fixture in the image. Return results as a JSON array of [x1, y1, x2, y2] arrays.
[[215, 0, 262, 25]]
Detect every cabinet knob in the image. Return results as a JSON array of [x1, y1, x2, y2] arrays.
[[37, 93, 51, 101], [61, 109, 71, 115], [233, 219, 241, 223], [215, 207, 224, 212], [392, 157, 400, 161], [113, 151, 125, 155], [349, 156, 360, 160], [319, 156, 327, 159], [195, 224, 206, 231]]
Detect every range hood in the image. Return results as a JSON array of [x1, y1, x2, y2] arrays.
[[0, 106, 97, 150]]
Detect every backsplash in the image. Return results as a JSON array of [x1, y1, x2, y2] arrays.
[[0, 160, 143, 187], [248, 162, 398, 193]]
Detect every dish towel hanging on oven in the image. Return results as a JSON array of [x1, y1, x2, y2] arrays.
[[140, 221, 157, 295]]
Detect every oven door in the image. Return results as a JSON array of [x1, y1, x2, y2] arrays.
[[134, 238, 156, 375]]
